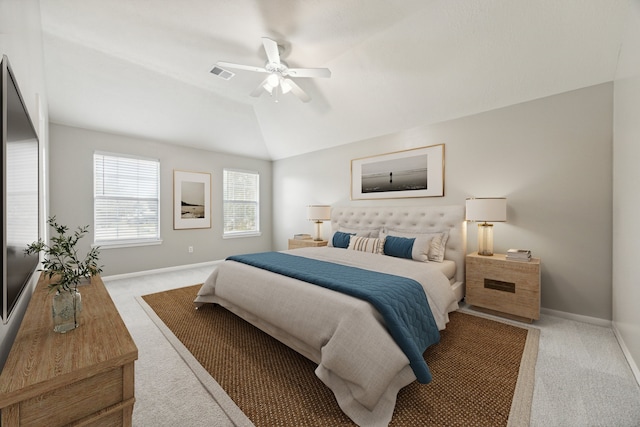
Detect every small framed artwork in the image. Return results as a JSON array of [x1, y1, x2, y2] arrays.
[[351, 144, 444, 200], [173, 170, 212, 230]]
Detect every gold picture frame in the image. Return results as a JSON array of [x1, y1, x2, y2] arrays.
[[351, 144, 444, 200], [173, 170, 212, 230]]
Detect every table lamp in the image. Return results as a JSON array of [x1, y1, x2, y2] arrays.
[[307, 205, 331, 241], [465, 198, 507, 256]]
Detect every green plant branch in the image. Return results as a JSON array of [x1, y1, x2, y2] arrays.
[[24, 216, 103, 293]]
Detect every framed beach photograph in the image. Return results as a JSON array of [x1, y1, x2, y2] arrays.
[[351, 144, 444, 200], [173, 170, 212, 230]]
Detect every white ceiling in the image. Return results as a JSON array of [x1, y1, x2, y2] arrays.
[[39, 0, 632, 160]]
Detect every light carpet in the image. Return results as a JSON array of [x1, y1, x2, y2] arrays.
[[138, 285, 539, 426]]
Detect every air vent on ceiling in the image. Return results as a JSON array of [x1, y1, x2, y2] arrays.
[[210, 66, 235, 80]]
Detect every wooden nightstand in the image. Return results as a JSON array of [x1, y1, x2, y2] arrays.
[[465, 252, 541, 322], [288, 239, 328, 249]]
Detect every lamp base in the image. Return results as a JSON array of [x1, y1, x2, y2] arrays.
[[314, 220, 324, 241], [477, 223, 494, 256]]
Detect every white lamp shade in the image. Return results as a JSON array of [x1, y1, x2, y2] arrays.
[[465, 198, 507, 222], [307, 205, 331, 221]]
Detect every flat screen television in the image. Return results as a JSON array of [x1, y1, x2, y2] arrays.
[[1, 55, 40, 324]]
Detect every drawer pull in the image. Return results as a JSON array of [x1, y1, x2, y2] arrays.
[[484, 278, 515, 293]]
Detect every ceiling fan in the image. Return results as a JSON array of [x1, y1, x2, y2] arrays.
[[213, 37, 331, 103]]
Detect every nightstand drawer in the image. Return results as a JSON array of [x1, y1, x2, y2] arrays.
[[466, 252, 541, 322]]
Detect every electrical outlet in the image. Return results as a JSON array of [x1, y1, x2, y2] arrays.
[[188, 246, 194, 253]]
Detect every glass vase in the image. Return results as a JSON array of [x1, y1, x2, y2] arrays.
[[52, 289, 82, 333]]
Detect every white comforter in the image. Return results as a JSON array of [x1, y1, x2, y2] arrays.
[[195, 247, 458, 426]]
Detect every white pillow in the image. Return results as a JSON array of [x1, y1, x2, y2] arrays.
[[347, 236, 385, 254], [428, 232, 449, 262], [384, 228, 449, 262], [339, 226, 380, 238]]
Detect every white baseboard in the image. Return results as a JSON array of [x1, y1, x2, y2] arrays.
[[540, 307, 612, 328], [612, 322, 640, 387], [102, 260, 222, 281]]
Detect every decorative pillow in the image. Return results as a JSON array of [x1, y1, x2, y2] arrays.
[[384, 228, 448, 262], [380, 229, 430, 262], [338, 226, 380, 238], [428, 232, 449, 262], [332, 231, 355, 249], [347, 236, 385, 254], [383, 235, 415, 260]]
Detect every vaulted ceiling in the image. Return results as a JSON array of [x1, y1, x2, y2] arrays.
[[39, 0, 632, 160]]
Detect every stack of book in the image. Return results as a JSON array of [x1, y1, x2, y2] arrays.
[[506, 248, 532, 262], [293, 233, 312, 240]]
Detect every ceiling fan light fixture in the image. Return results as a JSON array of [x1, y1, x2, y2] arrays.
[[266, 73, 280, 87], [280, 78, 292, 94]]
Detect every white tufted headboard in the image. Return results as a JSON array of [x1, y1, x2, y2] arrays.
[[330, 205, 467, 287]]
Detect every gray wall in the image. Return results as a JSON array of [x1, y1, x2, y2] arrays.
[[49, 124, 272, 276], [612, 1, 640, 381], [0, 0, 48, 368], [273, 83, 613, 321]]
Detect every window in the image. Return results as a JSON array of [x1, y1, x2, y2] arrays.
[[223, 169, 260, 237], [94, 152, 161, 247]]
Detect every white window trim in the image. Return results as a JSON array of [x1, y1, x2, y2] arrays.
[[222, 231, 262, 239], [94, 151, 161, 248], [223, 168, 260, 238], [93, 238, 163, 249]]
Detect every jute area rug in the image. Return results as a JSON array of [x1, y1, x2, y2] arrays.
[[139, 285, 539, 427]]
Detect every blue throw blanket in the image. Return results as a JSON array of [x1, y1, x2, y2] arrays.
[[227, 251, 440, 383]]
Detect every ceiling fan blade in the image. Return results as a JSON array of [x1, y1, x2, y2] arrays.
[[216, 61, 267, 73], [262, 37, 281, 64], [283, 78, 311, 103], [250, 77, 270, 97], [287, 67, 331, 78]]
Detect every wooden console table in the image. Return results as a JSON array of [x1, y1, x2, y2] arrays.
[[0, 273, 138, 426]]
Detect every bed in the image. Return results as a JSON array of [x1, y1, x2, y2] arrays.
[[194, 205, 466, 426]]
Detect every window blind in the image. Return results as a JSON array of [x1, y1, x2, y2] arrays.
[[223, 169, 259, 235], [94, 152, 160, 244]]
